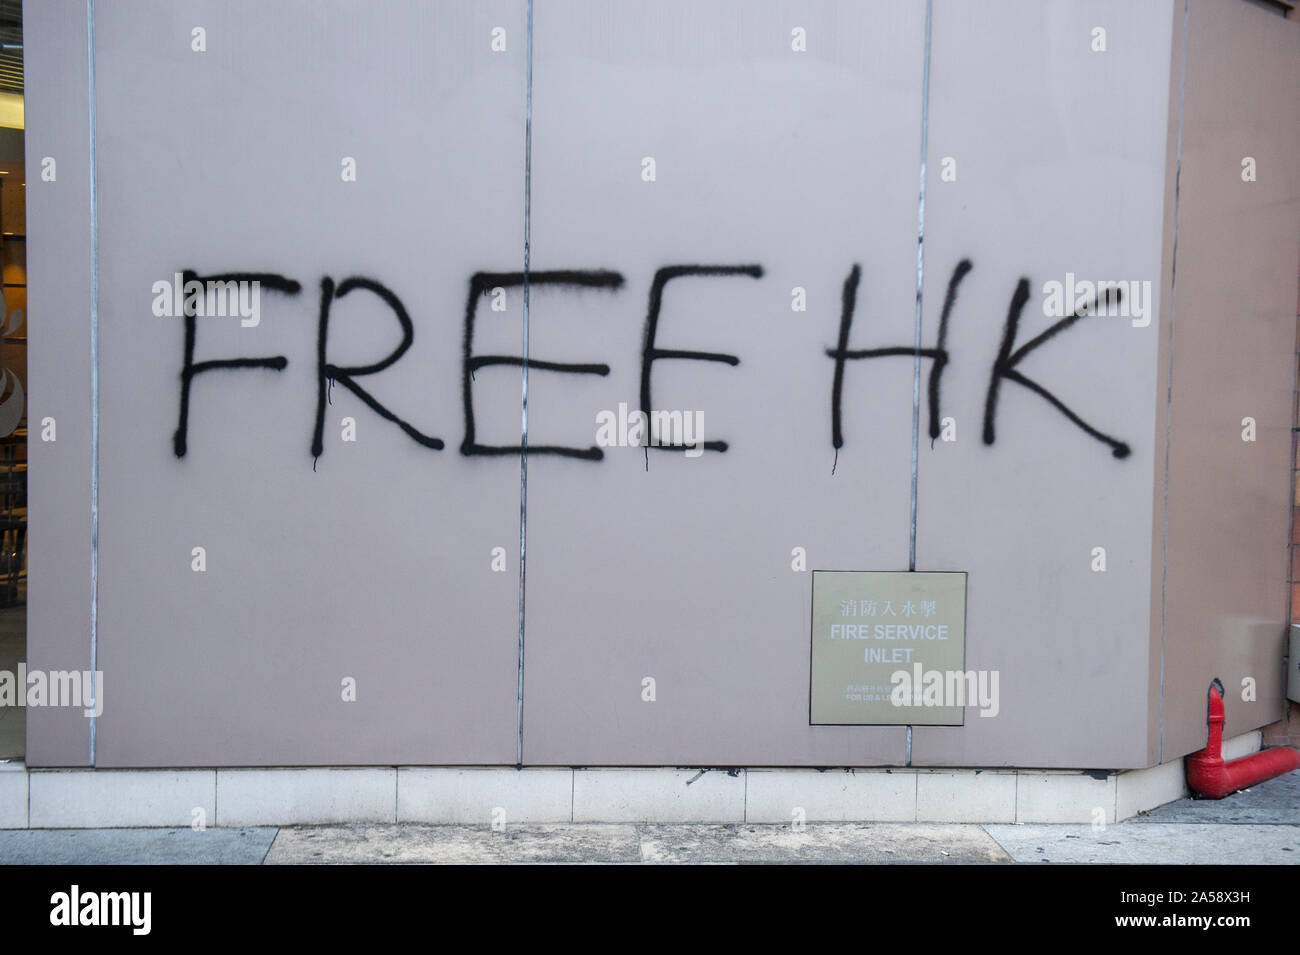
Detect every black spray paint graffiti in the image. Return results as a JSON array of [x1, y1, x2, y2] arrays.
[[172, 261, 1131, 465], [640, 264, 763, 458], [983, 277, 1131, 459], [172, 270, 300, 459], [826, 258, 1129, 468], [312, 276, 444, 461], [463, 269, 623, 460]]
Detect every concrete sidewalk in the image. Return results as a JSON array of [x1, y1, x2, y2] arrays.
[[1, 771, 1295, 865]]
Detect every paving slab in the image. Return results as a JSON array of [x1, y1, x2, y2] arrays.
[[0, 827, 277, 865], [264, 824, 642, 864], [2, 818, 1298, 864], [985, 823, 1300, 864], [266, 822, 1010, 864], [636, 823, 1012, 864]]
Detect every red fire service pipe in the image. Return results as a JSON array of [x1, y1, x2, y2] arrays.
[[1185, 678, 1300, 798]]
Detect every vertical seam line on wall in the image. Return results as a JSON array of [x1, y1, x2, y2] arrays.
[[1159, 0, 1189, 766], [1290, 352, 1298, 630], [904, 0, 934, 770], [515, 0, 535, 770], [86, 0, 100, 767], [909, 0, 933, 576], [1288, 317, 1299, 639]]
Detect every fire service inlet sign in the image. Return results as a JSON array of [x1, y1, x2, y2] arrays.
[[810, 571, 968, 725]]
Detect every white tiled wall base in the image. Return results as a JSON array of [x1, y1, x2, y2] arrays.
[[573, 768, 746, 823], [1115, 757, 1188, 821], [216, 769, 397, 826], [747, 769, 916, 823], [0, 731, 1270, 828], [30, 769, 213, 829], [1016, 771, 1116, 825], [916, 770, 1018, 823], [398, 768, 572, 824]]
